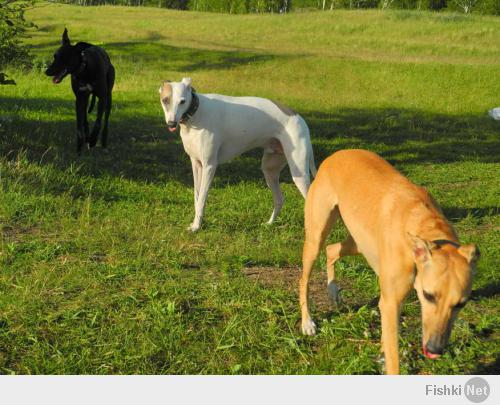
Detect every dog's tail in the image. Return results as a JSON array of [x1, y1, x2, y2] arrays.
[[88, 94, 96, 114]]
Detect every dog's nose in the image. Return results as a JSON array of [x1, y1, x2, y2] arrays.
[[425, 340, 444, 356], [167, 121, 177, 127]]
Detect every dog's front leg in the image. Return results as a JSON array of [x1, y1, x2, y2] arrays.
[[190, 157, 202, 206], [75, 95, 89, 154], [378, 273, 411, 375], [188, 162, 217, 232]]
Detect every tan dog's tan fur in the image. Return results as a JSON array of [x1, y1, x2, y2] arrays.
[[300, 149, 478, 374]]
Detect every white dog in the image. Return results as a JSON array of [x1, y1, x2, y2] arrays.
[[489, 107, 500, 120], [159, 78, 316, 232]]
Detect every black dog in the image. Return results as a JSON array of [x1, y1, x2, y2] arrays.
[[45, 28, 115, 154]]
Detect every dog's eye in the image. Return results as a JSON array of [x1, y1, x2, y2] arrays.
[[179, 99, 186, 105], [423, 290, 436, 303], [454, 300, 467, 310], [162, 98, 169, 105]]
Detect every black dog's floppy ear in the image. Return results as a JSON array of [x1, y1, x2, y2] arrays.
[[62, 28, 70, 45]]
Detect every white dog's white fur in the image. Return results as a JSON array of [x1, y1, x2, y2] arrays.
[[159, 77, 317, 232]]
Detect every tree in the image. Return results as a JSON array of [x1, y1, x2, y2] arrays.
[[0, 0, 35, 84], [453, 0, 479, 13]]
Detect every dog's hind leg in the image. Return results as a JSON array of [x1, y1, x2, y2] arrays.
[[101, 91, 112, 149], [300, 177, 339, 335], [292, 175, 310, 199], [89, 96, 106, 148], [282, 119, 312, 198], [282, 141, 310, 198], [308, 144, 317, 178], [261, 151, 287, 224], [101, 66, 115, 149], [83, 114, 90, 145], [325, 234, 358, 305]]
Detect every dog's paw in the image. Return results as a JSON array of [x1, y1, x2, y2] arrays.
[[327, 281, 342, 306], [301, 319, 317, 336], [187, 223, 200, 232]]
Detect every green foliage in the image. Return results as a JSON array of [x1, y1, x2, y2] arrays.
[[448, 0, 500, 14], [294, 0, 378, 8], [478, 0, 500, 14], [50, 0, 500, 13], [0, 0, 35, 84]]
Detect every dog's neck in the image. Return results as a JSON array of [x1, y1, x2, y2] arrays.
[[409, 204, 459, 245], [74, 51, 87, 77], [73, 42, 93, 78], [180, 91, 199, 124]]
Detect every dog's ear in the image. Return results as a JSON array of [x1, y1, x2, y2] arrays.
[[182, 77, 192, 88], [62, 28, 70, 46], [458, 244, 480, 265], [159, 80, 171, 93], [408, 233, 435, 266]]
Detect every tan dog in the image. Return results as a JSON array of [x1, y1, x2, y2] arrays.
[[299, 149, 479, 374]]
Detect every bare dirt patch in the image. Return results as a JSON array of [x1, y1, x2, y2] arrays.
[[1, 224, 39, 243], [242, 266, 333, 312]]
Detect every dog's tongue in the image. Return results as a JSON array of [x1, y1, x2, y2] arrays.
[[52, 69, 66, 84], [422, 346, 439, 360], [168, 127, 177, 133]]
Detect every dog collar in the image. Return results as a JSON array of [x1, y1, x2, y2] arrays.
[[432, 239, 461, 249], [180, 91, 199, 123]]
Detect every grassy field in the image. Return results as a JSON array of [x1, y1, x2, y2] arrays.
[[0, 3, 499, 374]]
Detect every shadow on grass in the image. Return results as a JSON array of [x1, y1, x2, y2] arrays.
[[31, 39, 290, 73], [305, 108, 499, 165], [473, 357, 500, 374], [471, 281, 500, 301], [443, 207, 499, 221], [1, 93, 499, 192]]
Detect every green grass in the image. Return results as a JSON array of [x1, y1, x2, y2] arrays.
[[0, 3, 499, 374]]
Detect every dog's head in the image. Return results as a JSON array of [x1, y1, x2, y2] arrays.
[[158, 77, 194, 132], [45, 29, 81, 84], [410, 234, 479, 359]]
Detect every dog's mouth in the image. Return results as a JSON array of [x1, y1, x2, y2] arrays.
[[52, 69, 68, 84], [168, 123, 178, 133], [422, 345, 441, 360]]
